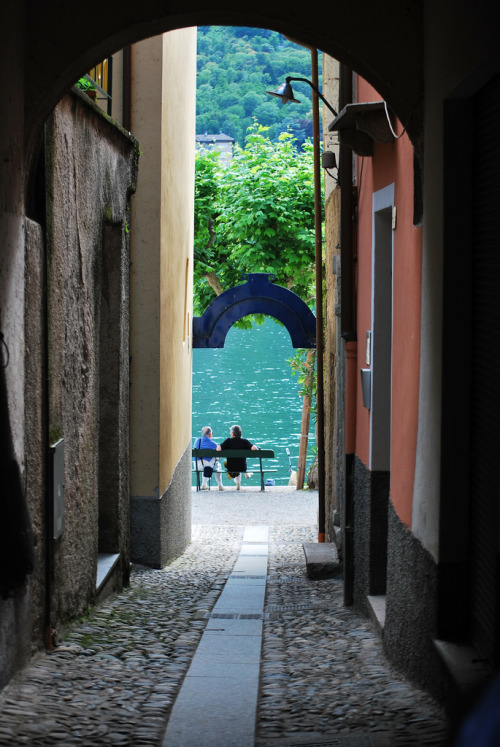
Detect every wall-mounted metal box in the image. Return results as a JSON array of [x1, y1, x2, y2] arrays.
[[51, 438, 65, 540], [360, 368, 372, 409]]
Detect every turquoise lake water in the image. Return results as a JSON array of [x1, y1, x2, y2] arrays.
[[192, 316, 316, 486]]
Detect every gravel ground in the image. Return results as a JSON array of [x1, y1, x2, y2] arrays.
[[0, 487, 450, 746]]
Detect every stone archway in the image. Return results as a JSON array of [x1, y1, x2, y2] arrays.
[[22, 2, 424, 168], [193, 273, 316, 349]]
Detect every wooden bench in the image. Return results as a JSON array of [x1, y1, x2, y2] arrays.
[[192, 448, 276, 491]]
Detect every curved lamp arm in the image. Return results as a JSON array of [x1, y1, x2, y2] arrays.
[[286, 77, 338, 118], [266, 76, 338, 118]]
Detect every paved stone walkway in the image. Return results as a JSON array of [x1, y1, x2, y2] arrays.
[[163, 525, 269, 746], [0, 487, 450, 746]]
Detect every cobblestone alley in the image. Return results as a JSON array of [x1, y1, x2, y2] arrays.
[[0, 487, 450, 746]]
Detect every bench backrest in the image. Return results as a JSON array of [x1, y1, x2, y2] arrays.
[[192, 448, 274, 459]]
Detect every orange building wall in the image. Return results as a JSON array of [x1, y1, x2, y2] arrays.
[[354, 77, 422, 528]]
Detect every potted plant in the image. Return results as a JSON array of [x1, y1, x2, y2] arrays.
[[75, 76, 97, 101]]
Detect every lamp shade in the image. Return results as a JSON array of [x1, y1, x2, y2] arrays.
[[265, 81, 301, 105]]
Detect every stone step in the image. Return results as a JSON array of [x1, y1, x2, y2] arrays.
[[302, 541, 341, 579]]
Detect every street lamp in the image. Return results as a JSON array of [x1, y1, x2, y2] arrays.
[[267, 60, 336, 543], [266, 76, 338, 118]]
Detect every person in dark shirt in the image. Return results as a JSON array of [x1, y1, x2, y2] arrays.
[[217, 424, 257, 490]]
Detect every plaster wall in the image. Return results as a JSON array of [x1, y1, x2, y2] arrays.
[[112, 51, 124, 124], [23, 219, 46, 654], [0, 1, 31, 689], [324, 186, 341, 537], [129, 29, 195, 494], [324, 185, 341, 516], [0, 6, 25, 466], [45, 90, 137, 624], [355, 77, 422, 529], [323, 55, 340, 202], [129, 36, 163, 498], [129, 30, 195, 565], [322, 56, 341, 540], [413, 0, 500, 560], [159, 28, 196, 489]]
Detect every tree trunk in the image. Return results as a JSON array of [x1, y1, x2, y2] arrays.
[[204, 271, 224, 296], [296, 350, 315, 489]]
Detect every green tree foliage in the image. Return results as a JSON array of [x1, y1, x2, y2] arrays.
[[196, 27, 321, 146], [193, 151, 220, 273], [194, 122, 320, 326], [288, 348, 317, 419]]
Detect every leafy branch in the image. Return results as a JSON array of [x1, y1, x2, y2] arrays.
[[288, 348, 317, 418], [193, 121, 321, 326]]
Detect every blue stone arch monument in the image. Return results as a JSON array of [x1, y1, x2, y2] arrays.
[[192, 273, 316, 349]]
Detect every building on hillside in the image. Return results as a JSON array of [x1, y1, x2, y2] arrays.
[[196, 132, 235, 166]]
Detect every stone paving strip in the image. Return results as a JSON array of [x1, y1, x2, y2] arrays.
[[0, 488, 450, 745], [162, 525, 269, 746]]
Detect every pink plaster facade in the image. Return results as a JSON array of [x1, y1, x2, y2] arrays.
[[352, 77, 422, 528]]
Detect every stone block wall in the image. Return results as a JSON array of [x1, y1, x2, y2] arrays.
[[43, 89, 138, 628]]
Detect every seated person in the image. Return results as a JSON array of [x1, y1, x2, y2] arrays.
[[217, 424, 257, 491], [194, 426, 224, 490]]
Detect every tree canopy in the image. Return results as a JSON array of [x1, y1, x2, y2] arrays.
[[194, 122, 321, 326]]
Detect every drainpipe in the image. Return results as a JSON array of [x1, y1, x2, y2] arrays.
[[338, 63, 356, 606], [310, 49, 326, 543], [339, 64, 355, 341]]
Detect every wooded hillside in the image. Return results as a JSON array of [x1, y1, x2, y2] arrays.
[[196, 27, 319, 145]]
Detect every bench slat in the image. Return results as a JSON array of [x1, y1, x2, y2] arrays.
[[192, 468, 278, 473], [192, 448, 276, 491], [193, 448, 275, 458]]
